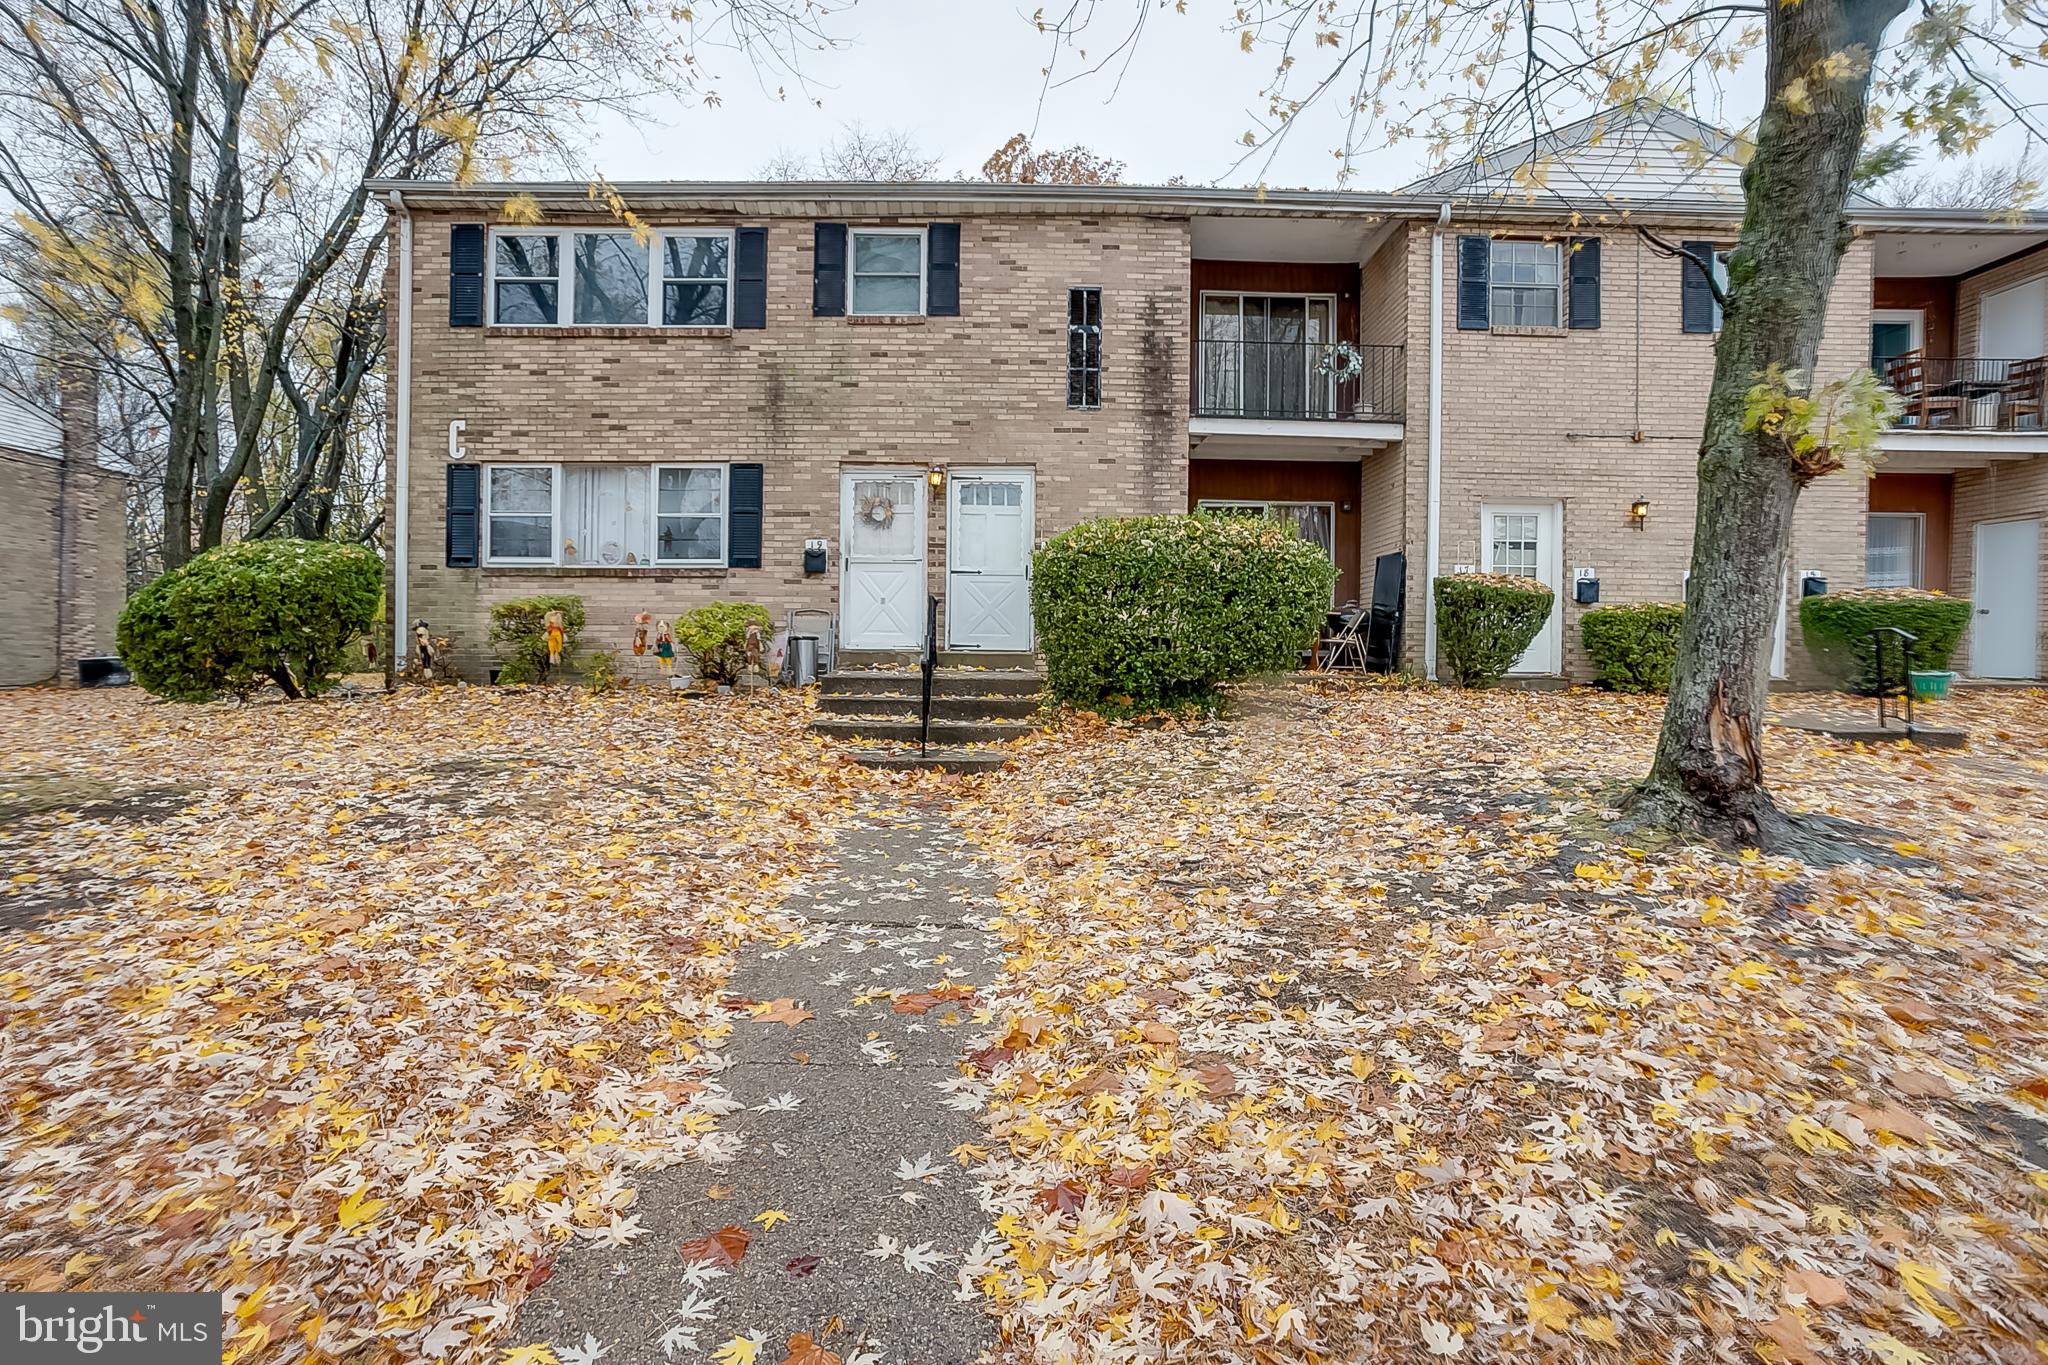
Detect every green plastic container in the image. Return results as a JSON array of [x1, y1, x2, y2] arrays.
[[1908, 670, 1956, 700]]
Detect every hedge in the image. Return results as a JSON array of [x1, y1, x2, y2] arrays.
[[489, 594, 586, 683], [675, 601, 773, 684], [1030, 512, 1337, 710], [1433, 573, 1555, 688], [1581, 602, 1686, 692], [116, 538, 382, 701], [1799, 588, 1972, 693]]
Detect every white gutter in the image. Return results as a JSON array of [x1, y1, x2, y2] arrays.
[[1424, 201, 1449, 681], [388, 190, 413, 677]]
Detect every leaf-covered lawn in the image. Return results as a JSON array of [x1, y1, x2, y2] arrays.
[[0, 687, 860, 1363], [952, 684, 2048, 1364]]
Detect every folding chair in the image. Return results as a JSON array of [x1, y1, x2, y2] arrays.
[[1320, 604, 1370, 671]]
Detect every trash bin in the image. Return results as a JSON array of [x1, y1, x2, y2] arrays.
[[1908, 670, 1956, 701], [790, 635, 821, 686]]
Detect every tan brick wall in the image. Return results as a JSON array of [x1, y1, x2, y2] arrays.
[[1951, 458, 2047, 677], [0, 450, 126, 687], [1397, 221, 1874, 682], [392, 208, 1191, 677]]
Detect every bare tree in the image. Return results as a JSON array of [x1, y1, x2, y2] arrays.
[[1866, 155, 2042, 212], [758, 122, 941, 180], [979, 134, 1126, 184], [0, 0, 839, 570], [1033, 0, 2044, 845]]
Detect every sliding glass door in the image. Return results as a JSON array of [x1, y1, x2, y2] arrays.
[[1198, 294, 1337, 418]]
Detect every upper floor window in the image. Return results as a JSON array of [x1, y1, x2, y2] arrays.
[[489, 229, 734, 327], [850, 229, 924, 315], [1067, 287, 1102, 408], [1490, 241, 1562, 327]]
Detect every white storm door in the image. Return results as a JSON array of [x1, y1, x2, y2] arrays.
[[947, 470, 1035, 650], [840, 470, 927, 650], [1972, 518, 2042, 678], [1481, 502, 1563, 675]]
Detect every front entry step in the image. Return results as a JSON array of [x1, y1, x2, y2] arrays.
[[820, 669, 1042, 698], [816, 692, 1042, 719], [837, 650, 1041, 671], [812, 716, 1037, 745], [842, 746, 1013, 774], [812, 664, 1045, 772]]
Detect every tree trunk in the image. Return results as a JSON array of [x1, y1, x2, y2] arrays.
[[1628, 0, 1906, 845]]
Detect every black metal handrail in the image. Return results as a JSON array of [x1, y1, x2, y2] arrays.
[[1883, 354, 2044, 431], [1870, 626, 1917, 734], [919, 595, 938, 757], [1193, 338, 1404, 422]]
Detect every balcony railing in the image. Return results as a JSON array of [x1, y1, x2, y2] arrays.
[[1193, 338, 1404, 422], [1884, 353, 2045, 432]]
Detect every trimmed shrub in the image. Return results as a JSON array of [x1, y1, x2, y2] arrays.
[[1800, 587, 1972, 693], [490, 594, 586, 683], [675, 602, 773, 684], [116, 538, 382, 702], [1030, 512, 1337, 710], [1433, 573, 1555, 688], [1582, 602, 1686, 692]]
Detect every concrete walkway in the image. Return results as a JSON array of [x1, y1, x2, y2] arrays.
[[521, 799, 1003, 1365]]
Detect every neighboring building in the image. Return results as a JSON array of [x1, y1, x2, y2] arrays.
[[371, 103, 2048, 685], [0, 376, 127, 687]]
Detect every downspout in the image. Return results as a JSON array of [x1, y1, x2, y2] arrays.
[[1424, 201, 1450, 681], [387, 190, 413, 682]]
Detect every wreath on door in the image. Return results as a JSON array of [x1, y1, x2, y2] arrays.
[[856, 489, 898, 529]]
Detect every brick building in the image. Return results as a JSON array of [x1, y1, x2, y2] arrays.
[[372, 103, 2048, 685], [0, 377, 127, 688]]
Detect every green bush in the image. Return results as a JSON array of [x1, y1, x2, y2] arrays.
[[1433, 573, 1555, 688], [1582, 602, 1686, 692], [1030, 512, 1337, 710], [116, 538, 382, 702], [490, 594, 585, 683], [675, 602, 773, 684], [1799, 588, 1972, 693]]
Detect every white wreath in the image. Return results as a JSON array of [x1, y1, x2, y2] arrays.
[[1318, 341, 1365, 383]]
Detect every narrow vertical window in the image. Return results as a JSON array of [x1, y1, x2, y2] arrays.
[[1067, 287, 1102, 408]]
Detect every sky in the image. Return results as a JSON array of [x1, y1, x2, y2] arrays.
[[575, 0, 2045, 196]]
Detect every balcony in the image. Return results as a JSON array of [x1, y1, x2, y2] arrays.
[[1885, 354, 2043, 432], [1193, 338, 1405, 423]]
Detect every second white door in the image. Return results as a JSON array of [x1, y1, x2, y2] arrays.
[[1972, 518, 2041, 679], [1481, 502, 1563, 674], [947, 470, 1035, 651]]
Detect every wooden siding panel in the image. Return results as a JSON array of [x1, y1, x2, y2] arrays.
[[1869, 471, 1953, 593], [1188, 457, 1364, 605]]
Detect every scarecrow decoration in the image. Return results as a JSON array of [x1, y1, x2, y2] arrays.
[[632, 612, 652, 657], [543, 609, 566, 669], [654, 619, 676, 675]]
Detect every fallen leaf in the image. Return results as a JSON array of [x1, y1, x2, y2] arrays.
[[779, 1332, 840, 1365], [680, 1225, 752, 1267], [752, 1209, 791, 1231], [784, 1255, 821, 1277], [753, 999, 814, 1028]]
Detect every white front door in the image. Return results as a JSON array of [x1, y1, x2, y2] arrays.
[[1481, 502, 1563, 674], [840, 470, 927, 650], [1972, 518, 2042, 678], [947, 470, 1035, 650]]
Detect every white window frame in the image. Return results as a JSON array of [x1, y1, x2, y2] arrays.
[[651, 462, 732, 567], [1867, 511, 1926, 589], [566, 229, 653, 328], [487, 229, 564, 327], [483, 462, 563, 566], [848, 226, 927, 317], [1709, 248, 1733, 332], [1488, 239, 1564, 329], [657, 229, 736, 329], [1195, 291, 1341, 416]]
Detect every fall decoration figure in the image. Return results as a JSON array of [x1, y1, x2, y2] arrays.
[[654, 620, 676, 674], [543, 609, 566, 668], [413, 619, 436, 675], [632, 612, 651, 657]]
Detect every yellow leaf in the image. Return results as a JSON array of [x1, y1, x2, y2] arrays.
[[752, 1209, 790, 1231], [1898, 1260, 1961, 1327], [712, 1336, 760, 1365], [336, 1184, 389, 1232], [499, 1348, 559, 1365], [1523, 1282, 1576, 1334], [1786, 1115, 1850, 1154], [1868, 1333, 1933, 1365], [1729, 960, 1774, 989]]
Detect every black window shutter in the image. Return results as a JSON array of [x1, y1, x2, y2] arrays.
[[445, 462, 480, 566], [1456, 235, 1491, 330], [1567, 237, 1601, 330], [734, 227, 767, 329], [449, 224, 485, 327], [812, 223, 847, 317], [728, 463, 764, 568], [1680, 240, 1716, 333], [927, 223, 961, 316]]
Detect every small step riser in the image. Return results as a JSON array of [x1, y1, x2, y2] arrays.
[[812, 719, 1030, 745], [852, 754, 1008, 774], [816, 694, 1042, 719], [838, 650, 1040, 671], [819, 674, 1043, 698]]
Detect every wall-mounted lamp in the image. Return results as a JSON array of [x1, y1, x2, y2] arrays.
[[1629, 496, 1650, 527], [927, 465, 946, 491]]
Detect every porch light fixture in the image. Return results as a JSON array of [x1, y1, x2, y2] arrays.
[[928, 465, 946, 491], [1629, 497, 1650, 526]]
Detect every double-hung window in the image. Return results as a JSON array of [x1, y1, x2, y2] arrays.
[[1866, 512, 1924, 589], [1490, 240, 1562, 327], [849, 229, 924, 315], [488, 229, 734, 327], [483, 462, 729, 566], [1067, 287, 1102, 408]]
